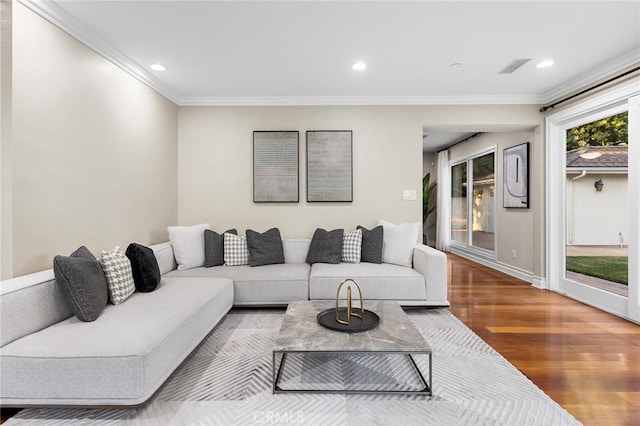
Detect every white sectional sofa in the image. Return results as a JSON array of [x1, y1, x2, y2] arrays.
[[0, 238, 447, 407], [162, 239, 448, 306]]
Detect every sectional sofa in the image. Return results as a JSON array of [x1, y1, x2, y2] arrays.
[[0, 238, 447, 407]]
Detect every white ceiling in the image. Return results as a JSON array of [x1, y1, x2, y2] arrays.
[[21, 0, 640, 108]]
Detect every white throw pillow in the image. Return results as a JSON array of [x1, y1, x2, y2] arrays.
[[224, 233, 249, 266], [100, 246, 135, 305], [342, 229, 363, 263], [167, 223, 210, 270], [377, 219, 420, 267]]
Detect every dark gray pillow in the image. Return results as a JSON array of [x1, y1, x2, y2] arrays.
[[306, 228, 344, 264], [358, 225, 384, 264], [204, 229, 237, 267], [53, 246, 109, 322], [246, 228, 285, 266]]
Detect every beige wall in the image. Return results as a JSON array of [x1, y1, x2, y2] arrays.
[[178, 105, 544, 276], [0, 0, 12, 279], [178, 106, 424, 238], [422, 151, 437, 181], [449, 130, 539, 275], [11, 4, 178, 276], [6, 3, 546, 278]]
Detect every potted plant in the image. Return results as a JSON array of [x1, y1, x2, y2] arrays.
[[423, 173, 437, 245]]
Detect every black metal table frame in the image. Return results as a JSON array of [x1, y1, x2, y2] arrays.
[[272, 350, 432, 396]]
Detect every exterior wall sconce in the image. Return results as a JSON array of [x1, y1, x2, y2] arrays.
[[594, 179, 604, 192]]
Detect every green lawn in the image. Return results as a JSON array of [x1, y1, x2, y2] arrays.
[[566, 256, 628, 285]]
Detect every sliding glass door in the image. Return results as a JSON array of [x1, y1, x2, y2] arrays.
[[450, 150, 496, 256], [547, 82, 639, 321]]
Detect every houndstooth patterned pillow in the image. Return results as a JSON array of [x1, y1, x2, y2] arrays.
[[100, 246, 135, 305], [342, 229, 363, 263], [224, 233, 249, 266]]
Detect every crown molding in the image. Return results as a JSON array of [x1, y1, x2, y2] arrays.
[[18, 0, 638, 108], [18, 0, 182, 104], [541, 49, 640, 105], [177, 94, 544, 106]]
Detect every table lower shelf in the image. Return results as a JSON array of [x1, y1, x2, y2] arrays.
[[272, 350, 432, 396]]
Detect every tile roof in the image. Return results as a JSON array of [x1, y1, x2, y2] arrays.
[[566, 145, 628, 168]]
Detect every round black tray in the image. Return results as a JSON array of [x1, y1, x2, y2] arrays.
[[317, 307, 380, 333]]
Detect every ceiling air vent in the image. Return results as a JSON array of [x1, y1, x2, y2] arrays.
[[498, 58, 531, 74]]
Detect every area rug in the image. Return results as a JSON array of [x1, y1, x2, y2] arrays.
[[7, 308, 580, 425]]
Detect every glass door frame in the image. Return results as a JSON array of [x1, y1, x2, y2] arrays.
[[449, 146, 497, 260], [546, 80, 639, 321]]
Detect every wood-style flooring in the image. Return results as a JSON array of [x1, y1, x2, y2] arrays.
[[447, 253, 640, 426], [2, 254, 638, 425]]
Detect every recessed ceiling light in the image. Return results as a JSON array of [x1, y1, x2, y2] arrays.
[[352, 62, 367, 71], [536, 59, 554, 69], [150, 63, 167, 71], [450, 62, 462, 68]]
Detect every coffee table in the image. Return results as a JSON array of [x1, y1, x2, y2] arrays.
[[272, 300, 432, 395]]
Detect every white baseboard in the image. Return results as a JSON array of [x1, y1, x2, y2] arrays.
[[449, 247, 542, 287], [531, 277, 547, 290]]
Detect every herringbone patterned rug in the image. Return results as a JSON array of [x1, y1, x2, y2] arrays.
[[7, 309, 580, 425]]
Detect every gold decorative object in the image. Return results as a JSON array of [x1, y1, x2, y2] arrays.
[[334, 278, 364, 326], [317, 278, 379, 333]]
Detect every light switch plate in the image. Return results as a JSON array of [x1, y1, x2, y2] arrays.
[[403, 189, 417, 201]]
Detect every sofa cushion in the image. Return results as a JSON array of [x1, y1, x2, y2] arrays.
[[342, 229, 362, 263], [53, 246, 109, 322], [246, 228, 285, 266], [167, 223, 209, 270], [204, 229, 237, 267], [125, 243, 161, 293], [309, 263, 426, 301], [100, 246, 136, 305], [378, 220, 420, 267], [358, 225, 384, 264], [224, 233, 249, 266], [0, 277, 233, 405], [0, 271, 73, 348], [306, 228, 344, 264], [164, 263, 310, 304]]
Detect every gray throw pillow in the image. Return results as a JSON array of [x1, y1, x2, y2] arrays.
[[53, 246, 109, 322], [246, 228, 285, 266], [306, 228, 344, 264], [358, 225, 384, 264], [204, 229, 237, 267]]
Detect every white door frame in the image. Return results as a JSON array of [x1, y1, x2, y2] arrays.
[[546, 79, 640, 321]]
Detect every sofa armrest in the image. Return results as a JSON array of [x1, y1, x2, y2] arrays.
[[412, 244, 449, 306]]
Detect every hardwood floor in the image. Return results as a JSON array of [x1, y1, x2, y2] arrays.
[[447, 253, 640, 426], [2, 254, 638, 425]]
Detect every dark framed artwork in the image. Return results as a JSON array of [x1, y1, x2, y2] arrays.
[[503, 142, 529, 208], [253, 131, 299, 203], [306, 130, 353, 202]]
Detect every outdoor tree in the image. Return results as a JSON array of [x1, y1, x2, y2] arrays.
[[566, 111, 628, 150]]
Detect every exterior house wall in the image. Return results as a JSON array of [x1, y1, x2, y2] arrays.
[[567, 173, 628, 246]]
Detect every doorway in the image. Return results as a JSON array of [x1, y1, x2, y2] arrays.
[[547, 82, 639, 321]]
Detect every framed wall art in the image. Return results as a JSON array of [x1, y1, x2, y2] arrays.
[[306, 130, 353, 202], [253, 131, 299, 203], [503, 142, 529, 208]]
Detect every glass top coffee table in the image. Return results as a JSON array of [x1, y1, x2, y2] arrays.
[[272, 300, 432, 395]]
